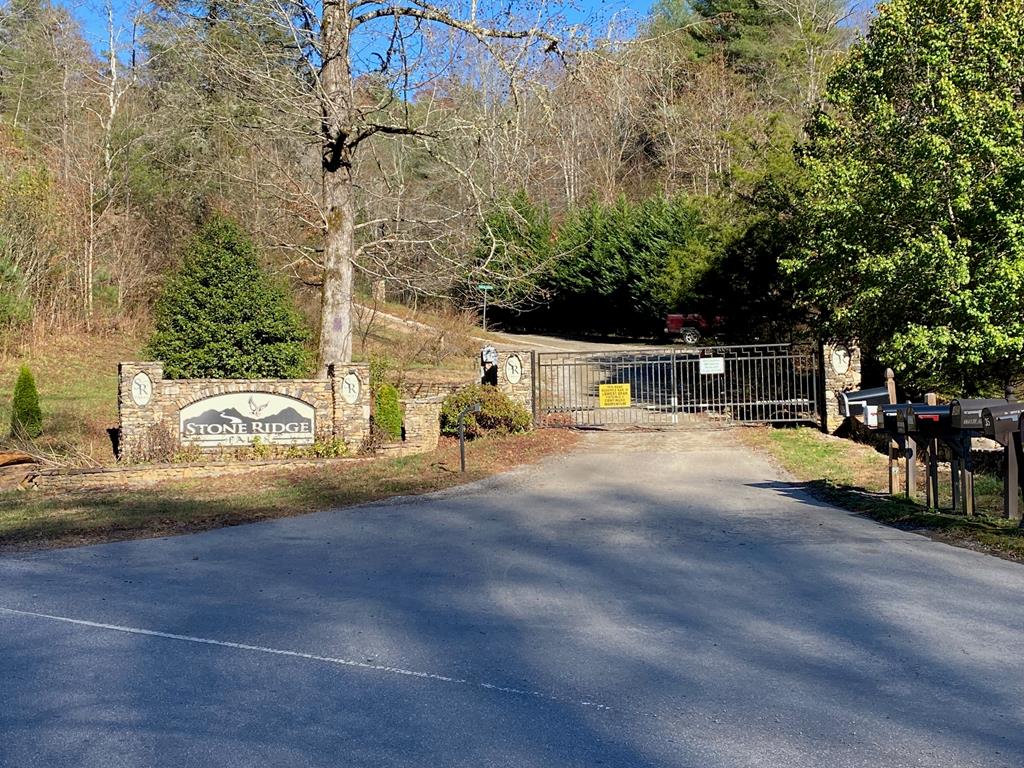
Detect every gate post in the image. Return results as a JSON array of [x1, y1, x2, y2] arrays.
[[819, 341, 862, 434], [494, 349, 535, 423]]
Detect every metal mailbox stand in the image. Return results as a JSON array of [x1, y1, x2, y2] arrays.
[[980, 403, 1024, 521], [458, 403, 482, 473]]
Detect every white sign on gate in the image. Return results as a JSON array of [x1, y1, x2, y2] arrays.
[[699, 357, 726, 375], [179, 392, 315, 447]]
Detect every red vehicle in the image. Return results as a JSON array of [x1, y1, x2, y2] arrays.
[[664, 313, 725, 345]]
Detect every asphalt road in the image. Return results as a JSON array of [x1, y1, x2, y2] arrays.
[[2, 430, 1023, 767]]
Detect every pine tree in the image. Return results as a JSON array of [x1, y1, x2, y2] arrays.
[[10, 365, 42, 439]]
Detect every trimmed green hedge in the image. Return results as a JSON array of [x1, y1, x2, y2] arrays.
[[374, 382, 403, 441]]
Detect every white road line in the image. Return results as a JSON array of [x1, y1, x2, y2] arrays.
[[0, 606, 612, 712]]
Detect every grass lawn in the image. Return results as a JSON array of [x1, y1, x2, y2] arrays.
[[742, 426, 1024, 561], [1, 332, 143, 465], [0, 310, 484, 466], [0, 429, 578, 553]]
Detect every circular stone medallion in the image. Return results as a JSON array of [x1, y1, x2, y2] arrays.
[[131, 372, 153, 406], [505, 354, 523, 385], [340, 372, 361, 405], [830, 346, 852, 375]]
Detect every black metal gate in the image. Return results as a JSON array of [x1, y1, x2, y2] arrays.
[[534, 344, 821, 428]]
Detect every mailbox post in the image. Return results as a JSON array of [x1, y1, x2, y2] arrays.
[[981, 404, 1024, 521], [882, 404, 913, 499], [951, 398, 1010, 517]]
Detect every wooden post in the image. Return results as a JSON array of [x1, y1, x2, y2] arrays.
[[1005, 438, 1020, 521], [886, 368, 897, 498], [951, 454, 961, 514], [888, 447, 897, 497], [923, 393, 937, 510], [964, 468, 975, 517], [905, 434, 917, 500], [960, 434, 975, 517]]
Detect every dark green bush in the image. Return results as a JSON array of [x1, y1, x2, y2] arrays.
[[146, 217, 311, 379], [10, 365, 42, 438], [440, 385, 531, 439], [373, 382, 403, 441]]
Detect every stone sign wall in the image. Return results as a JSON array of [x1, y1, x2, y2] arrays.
[[118, 362, 370, 463]]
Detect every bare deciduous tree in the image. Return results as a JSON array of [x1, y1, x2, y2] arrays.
[[157, 0, 562, 367]]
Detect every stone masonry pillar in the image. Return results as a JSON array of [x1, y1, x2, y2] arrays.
[[495, 350, 535, 421], [331, 363, 371, 448], [117, 362, 166, 462], [820, 341, 862, 434]]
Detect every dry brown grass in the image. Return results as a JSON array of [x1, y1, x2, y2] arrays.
[[0, 429, 579, 553], [0, 329, 144, 465]]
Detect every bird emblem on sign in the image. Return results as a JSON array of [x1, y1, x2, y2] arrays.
[[248, 396, 269, 417]]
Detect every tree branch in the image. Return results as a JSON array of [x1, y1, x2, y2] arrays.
[[351, 4, 559, 53]]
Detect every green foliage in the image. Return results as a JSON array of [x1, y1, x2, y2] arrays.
[[146, 217, 311, 379], [10, 365, 42, 438], [440, 385, 531, 439], [307, 437, 349, 458], [697, 153, 809, 340], [470, 191, 553, 309], [373, 382, 403, 441], [529, 195, 722, 336], [368, 354, 392, 395], [648, 0, 848, 109], [786, 0, 1024, 395], [249, 435, 272, 460]]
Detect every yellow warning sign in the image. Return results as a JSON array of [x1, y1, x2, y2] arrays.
[[598, 383, 631, 408]]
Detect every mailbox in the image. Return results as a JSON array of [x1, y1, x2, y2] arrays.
[[904, 404, 953, 438], [981, 404, 1024, 442], [881, 404, 911, 435], [838, 386, 891, 418], [950, 398, 1007, 431]]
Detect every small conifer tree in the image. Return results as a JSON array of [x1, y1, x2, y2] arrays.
[[10, 365, 42, 439], [146, 217, 311, 379]]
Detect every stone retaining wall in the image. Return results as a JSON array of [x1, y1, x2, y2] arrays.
[[402, 396, 445, 453], [399, 378, 471, 399]]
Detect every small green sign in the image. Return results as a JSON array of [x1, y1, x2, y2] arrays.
[[477, 283, 494, 291]]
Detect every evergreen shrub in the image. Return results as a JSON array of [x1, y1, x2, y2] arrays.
[[373, 383, 403, 441], [10, 365, 42, 438], [440, 385, 531, 439], [146, 217, 311, 379]]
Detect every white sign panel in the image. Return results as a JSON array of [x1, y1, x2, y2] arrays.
[[699, 357, 726, 375], [179, 393, 315, 447], [131, 372, 153, 406]]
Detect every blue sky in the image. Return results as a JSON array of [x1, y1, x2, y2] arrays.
[[65, 0, 659, 51]]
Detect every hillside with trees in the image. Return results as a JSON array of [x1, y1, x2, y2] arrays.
[[0, 0, 1021, 395]]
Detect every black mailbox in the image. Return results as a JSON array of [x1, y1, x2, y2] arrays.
[[904, 404, 953, 438], [838, 387, 891, 418], [981, 404, 1024, 442], [881, 404, 911, 435], [950, 398, 1008, 431]]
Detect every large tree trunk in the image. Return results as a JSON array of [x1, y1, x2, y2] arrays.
[[320, 167, 356, 367], [318, 0, 355, 369]]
